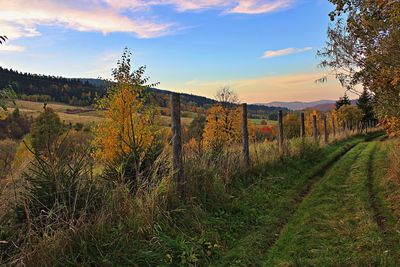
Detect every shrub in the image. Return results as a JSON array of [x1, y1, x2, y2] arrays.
[[17, 131, 101, 231], [30, 107, 64, 154]]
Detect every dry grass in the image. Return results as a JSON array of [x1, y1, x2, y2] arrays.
[[11, 100, 195, 127]]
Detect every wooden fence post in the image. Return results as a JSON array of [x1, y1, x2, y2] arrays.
[[312, 115, 318, 143], [242, 103, 250, 167], [332, 115, 336, 139], [278, 110, 284, 151], [323, 114, 328, 144], [171, 93, 184, 198], [300, 112, 305, 139]]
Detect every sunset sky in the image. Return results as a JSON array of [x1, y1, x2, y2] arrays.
[[0, 0, 354, 103]]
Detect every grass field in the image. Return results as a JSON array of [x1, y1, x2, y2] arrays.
[[264, 138, 400, 266], [250, 118, 278, 126], [11, 100, 194, 127]]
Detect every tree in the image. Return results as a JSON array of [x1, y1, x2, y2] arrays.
[[336, 105, 363, 131], [335, 93, 351, 111], [319, 1, 400, 135], [203, 88, 241, 150], [0, 83, 17, 116], [357, 88, 375, 123], [94, 48, 163, 192], [283, 113, 300, 139], [31, 107, 64, 154]]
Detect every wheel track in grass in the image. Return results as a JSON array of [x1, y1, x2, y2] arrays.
[[265, 133, 384, 254], [212, 133, 384, 266], [367, 142, 387, 233], [263, 139, 388, 266]]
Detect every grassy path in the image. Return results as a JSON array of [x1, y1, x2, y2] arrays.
[[264, 140, 399, 266], [212, 134, 383, 266]]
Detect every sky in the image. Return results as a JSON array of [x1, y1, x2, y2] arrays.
[[0, 0, 355, 103]]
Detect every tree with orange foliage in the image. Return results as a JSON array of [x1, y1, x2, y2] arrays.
[[283, 113, 301, 139], [304, 109, 335, 137], [203, 88, 247, 150], [94, 48, 163, 191]]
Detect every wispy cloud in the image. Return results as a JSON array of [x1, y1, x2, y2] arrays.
[[228, 0, 294, 14], [0, 0, 174, 40], [0, 0, 296, 43], [261, 47, 312, 58], [0, 44, 26, 53], [105, 0, 295, 13]]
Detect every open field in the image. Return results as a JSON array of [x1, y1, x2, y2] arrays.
[[11, 100, 195, 127]]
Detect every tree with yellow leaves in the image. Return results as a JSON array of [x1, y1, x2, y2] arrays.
[[203, 88, 242, 150], [336, 105, 363, 131], [94, 48, 163, 191]]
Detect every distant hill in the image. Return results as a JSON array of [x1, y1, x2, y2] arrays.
[[259, 99, 357, 111], [0, 67, 285, 118], [306, 100, 357, 111], [258, 100, 336, 111]]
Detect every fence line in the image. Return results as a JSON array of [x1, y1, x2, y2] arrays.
[[170, 94, 380, 195]]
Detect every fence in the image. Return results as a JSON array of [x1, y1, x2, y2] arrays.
[[169, 93, 379, 196]]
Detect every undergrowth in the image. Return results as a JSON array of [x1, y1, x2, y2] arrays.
[[0, 132, 383, 266]]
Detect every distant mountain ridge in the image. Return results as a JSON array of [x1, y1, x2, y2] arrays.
[[258, 99, 357, 111], [258, 100, 336, 111]]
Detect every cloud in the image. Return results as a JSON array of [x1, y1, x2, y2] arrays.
[[0, 44, 26, 52], [261, 47, 312, 58], [104, 0, 294, 13], [0, 0, 174, 40], [0, 0, 296, 42], [228, 0, 294, 14]]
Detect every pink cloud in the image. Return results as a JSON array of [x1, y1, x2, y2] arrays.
[[0, 0, 174, 39], [262, 47, 313, 58]]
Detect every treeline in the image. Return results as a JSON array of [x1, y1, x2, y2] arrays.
[[0, 67, 284, 118], [0, 67, 105, 106]]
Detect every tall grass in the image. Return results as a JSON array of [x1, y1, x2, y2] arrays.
[[0, 128, 382, 266]]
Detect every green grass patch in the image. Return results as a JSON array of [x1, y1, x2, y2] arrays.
[[264, 141, 394, 266]]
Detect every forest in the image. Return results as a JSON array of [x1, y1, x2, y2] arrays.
[[1, 0, 400, 266]]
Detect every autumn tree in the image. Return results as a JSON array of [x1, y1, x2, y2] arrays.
[[94, 48, 163, 191], [283, 113, 300, 139], [203, 88, 241, 150], [336, 105, 362, 131], [319, 0, 400, 135]]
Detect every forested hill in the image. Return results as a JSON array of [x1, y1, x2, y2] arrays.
[[0, 67, 104, 106], [0, 67, 285, 116]]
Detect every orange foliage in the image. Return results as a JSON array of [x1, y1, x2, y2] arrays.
[[94, 49, 160, 162], [382, 116, 400, 137], [203, 104, 255, 147]]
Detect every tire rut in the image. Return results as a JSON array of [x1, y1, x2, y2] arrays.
[[265, 140, 368, 252], [366, 142, 387, 233]]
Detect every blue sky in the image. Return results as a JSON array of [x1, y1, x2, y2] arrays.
[[0, 0, 353, 103]]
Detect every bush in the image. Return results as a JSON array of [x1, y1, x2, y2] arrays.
[[31, 107, 64, 154], [0, 108, 31, 140], [17, 131, 101, 231]]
